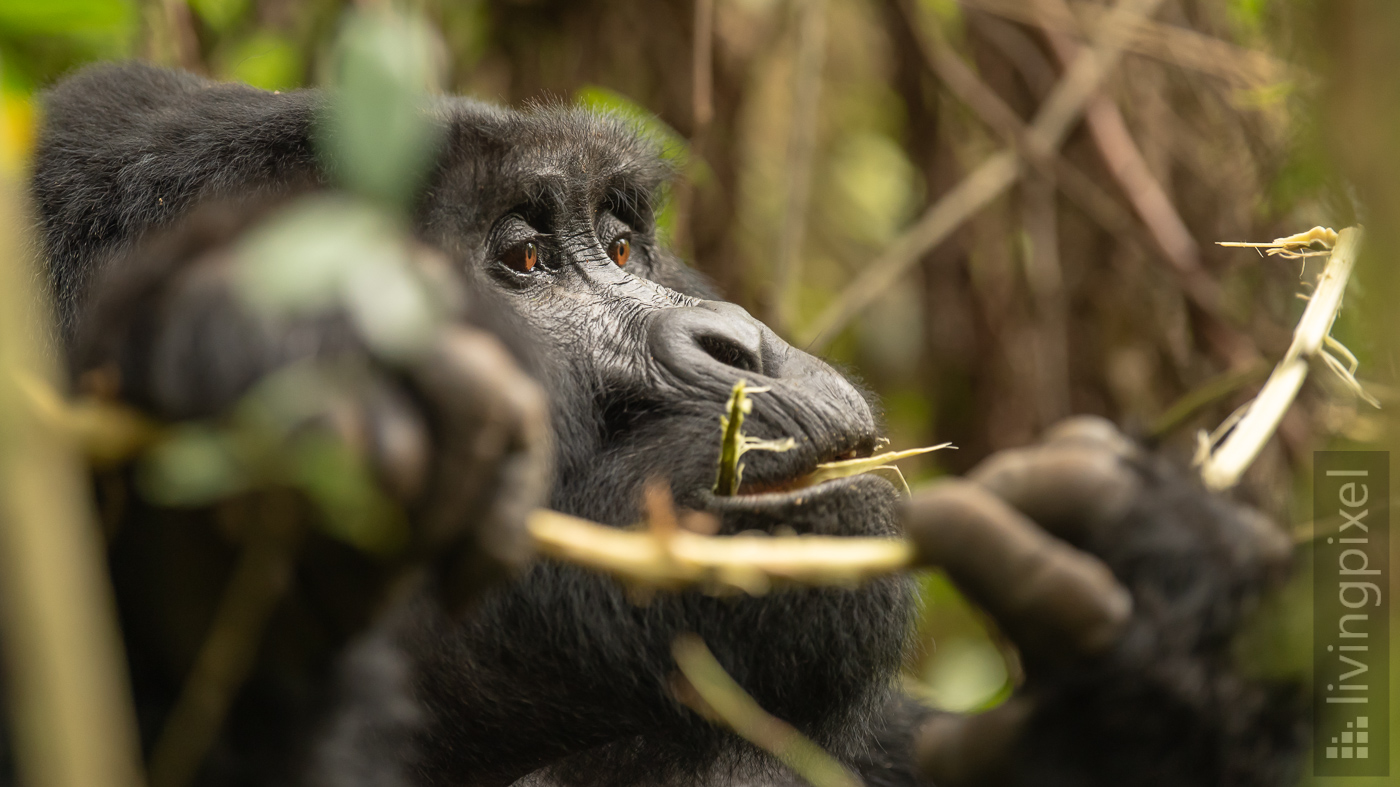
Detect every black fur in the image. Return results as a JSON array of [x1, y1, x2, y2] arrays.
[[13, 62, 1305, 787]]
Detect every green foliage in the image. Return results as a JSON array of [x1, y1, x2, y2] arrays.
[[0, 0, 133, 36], [216, 33, 302, 91], [140, 424, 249, 504], [576, 85, 691, 167], [831, 132, 922, 245]]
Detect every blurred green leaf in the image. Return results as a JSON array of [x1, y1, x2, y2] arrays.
[[918, 636, 1009, 713], [234, 198, 393, 315], [1227, 0, 1269, 38], [576, 86, 689, 163], [321, 8, 444, 208], [289, 434, 408, 555], [218, 33, 302, 91], [233, 196, 445, 359], [138, 425, 250, 506], [0, 0, 133, 35], [831, 132, 921, 245]]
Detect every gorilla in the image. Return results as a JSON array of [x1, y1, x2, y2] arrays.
[[11, 62, 1304, 787]]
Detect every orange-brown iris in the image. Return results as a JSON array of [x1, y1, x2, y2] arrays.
[[506, 241, 538, 272], [608, 237, 630, 267]]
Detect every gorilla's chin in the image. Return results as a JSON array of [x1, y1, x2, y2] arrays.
[[410, 475, 915, 785]]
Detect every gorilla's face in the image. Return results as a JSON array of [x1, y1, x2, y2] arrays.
[[410, 102, 915, 782]]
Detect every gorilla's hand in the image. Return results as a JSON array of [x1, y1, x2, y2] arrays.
[[401, 325, 550, 609], [73, 206, 551, 611], [900, 417, 1303, 787]]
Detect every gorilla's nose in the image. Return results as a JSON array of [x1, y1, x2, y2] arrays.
[[649, 302, 772, 383]]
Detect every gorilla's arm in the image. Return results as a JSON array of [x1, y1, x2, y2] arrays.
[[33, 62, 323, 337], [862, 420, 1305, 787]]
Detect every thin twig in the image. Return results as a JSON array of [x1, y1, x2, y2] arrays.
[[770, 0, 828, 336], [20, 380, 917, 596], [673, 0, 717, 260], [1030, 0, 1195, 272], [528, 509, 914, 595], [1148, 360, 1272, 438], [1019, 175, 1072, 425], [798, 0, 1167, 351], [672, 635, 864, 787], [0, 177, 144, 787], [149, 495, 302, 787], [1200, 227, 1365, 490]]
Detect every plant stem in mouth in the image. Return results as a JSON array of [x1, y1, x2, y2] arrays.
[[713, 380, 795, 497]]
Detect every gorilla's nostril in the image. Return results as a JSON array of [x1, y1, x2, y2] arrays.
[[648, 302, 773, 384], [697, 334, 761, 375]]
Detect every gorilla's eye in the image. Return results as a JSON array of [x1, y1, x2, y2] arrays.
[[608, 237, 630, 267], [503, 241, 538, 272]]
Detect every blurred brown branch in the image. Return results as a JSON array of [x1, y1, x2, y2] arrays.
[[770, 0, 828, 336], [958, 0, 1300, 89], [798, 0, 1166, 351], [692, 0, 716, 133], [895, 0, 1170, 290], [1030, 0, 1258, 368]]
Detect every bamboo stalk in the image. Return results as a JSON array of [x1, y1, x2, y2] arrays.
[[0, 179, 144, 787]]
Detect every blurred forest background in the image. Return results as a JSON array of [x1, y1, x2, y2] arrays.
[[2, 0, 1400, 784]]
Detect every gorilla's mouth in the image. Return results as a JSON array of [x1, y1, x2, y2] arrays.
[[694, 443, 902, 539]]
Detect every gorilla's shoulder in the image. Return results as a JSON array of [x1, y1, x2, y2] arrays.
[[42, 61, 207, 119], [37, 61, 318, 155], [34, 63, 323, 333]]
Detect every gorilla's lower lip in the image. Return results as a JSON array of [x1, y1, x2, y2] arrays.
[[698, 474, 895, 519]]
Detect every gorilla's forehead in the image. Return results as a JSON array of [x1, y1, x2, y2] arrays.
[[433, 98, 672, 218]]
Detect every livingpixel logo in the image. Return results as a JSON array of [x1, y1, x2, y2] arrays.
[[1314, 451, 1389, 776]]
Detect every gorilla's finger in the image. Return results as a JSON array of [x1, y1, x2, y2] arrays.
[[1041, 414, 1138, 457], [409, 326, 551, 609], [969, 444, 1140, 542], [904, 481, 1132, 658], [914, 699, 1032, 787], [362, 379, 431, 502]]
